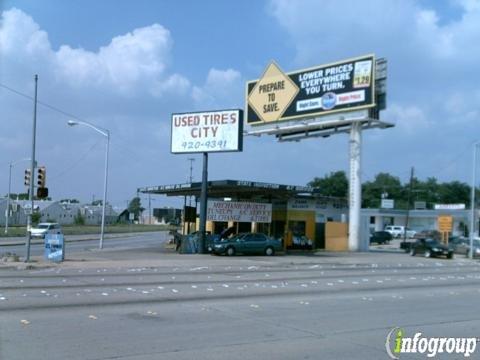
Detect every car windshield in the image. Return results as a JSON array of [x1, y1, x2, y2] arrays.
[[37, 224, 50, 229], [425, 239, 440, 246]]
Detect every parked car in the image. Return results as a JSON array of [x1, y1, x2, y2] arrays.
[[30, 223, 62, 239], [369, 231, 393, 244], [451, 237, 480, 258], [413, 229, 441, 240], [409, 238, 454, 259], [211, 233, 282, 256], [385, 226, 416, 239]]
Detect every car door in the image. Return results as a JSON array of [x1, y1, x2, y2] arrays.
[[251, 234, 267, 253], [240, 234, 255, 254], [416, 239, 426, 254]]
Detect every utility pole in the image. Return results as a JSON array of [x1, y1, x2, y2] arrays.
[[148, 193, 152, 225], [469, 142, 479, 259], [26, 74, 38, 262], [403, 166, 414, 244]]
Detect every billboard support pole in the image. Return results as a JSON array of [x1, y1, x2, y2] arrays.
[[348, 121, 362, 251], [199, 152, 208, 254]]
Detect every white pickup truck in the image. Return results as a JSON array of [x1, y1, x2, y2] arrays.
[[384, 225, 416, 239]]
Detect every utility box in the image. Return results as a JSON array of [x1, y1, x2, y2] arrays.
[[45, 233, 65, 262]]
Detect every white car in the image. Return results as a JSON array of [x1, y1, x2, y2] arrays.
[[385, 226, 416, 239], [30, 223, 62, 239]]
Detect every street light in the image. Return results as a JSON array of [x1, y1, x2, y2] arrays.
[[469, 141, 480, 259], [67, 120, 110, 249], [5, 158, 31, 234]]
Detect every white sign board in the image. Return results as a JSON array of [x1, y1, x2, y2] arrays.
[[171, 109, 243, 154], [381, 199, 394, 209], [207, 201, 272, 223], [434, 204, 465, 210]]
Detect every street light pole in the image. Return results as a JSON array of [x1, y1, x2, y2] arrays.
[[67, 120, 110, 249], [469, 141, 479, 259]]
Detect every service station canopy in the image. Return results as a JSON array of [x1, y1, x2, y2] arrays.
[[246, 54, 375, 125], [138, 179, 318, 201]]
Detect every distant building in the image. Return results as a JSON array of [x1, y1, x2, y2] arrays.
[[0, 199, 118, 226]]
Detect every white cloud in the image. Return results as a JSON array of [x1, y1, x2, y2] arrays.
[[192, 68, 243, 109], [0, 8, 241, 206], [383, 104, 432, 134], [0, 8, 190, 98]]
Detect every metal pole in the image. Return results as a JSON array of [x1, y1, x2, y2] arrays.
[[348, 122, 362, 251], [26, 74, 38, 262], [199, 152, 208, 254], [99, 131, 110, 249], [5, 163, 12, 234], [148, 194, 152, 225], [403, 167, 414, 243], [469, 142, 478, 259]]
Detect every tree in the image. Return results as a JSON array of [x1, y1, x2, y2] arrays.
[[437, 181, 471, 206], [308, 171, 348, 198], [362, 173, 404, 208], [128, 197, 145, 220], [8, 193, 29, 200], [60, 199, 80, 204], [31, 212, 41, 225], [91, 199, 103, 206], [74, 210, 85, 225]]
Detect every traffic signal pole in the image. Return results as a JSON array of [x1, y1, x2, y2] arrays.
[[26, 74, 38, 262]]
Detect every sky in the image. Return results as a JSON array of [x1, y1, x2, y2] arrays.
[[1, 0, 479, 210]]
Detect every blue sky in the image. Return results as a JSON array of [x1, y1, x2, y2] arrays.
[[1, 0, 479, 209]]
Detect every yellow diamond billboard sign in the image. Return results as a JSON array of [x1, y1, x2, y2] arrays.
[[247, 62, 300, 123]]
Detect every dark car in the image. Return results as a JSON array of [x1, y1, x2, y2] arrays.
[[211, 232, 282, 256], [410, 238, 454, 259], [369, 231, 392, 245]]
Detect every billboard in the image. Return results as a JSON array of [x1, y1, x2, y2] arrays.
[[171, 109, 243, 153], [246, 54, 375, 124], [207, 201, 272, 223]]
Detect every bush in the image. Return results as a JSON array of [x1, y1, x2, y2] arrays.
[[74, 211, 85, 225]]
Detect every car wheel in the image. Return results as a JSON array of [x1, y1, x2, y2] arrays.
[[424, 250, 432, 258], [264, 246, 274, 256], [410, 248, 416, 256], [226, 246, 235, 256]]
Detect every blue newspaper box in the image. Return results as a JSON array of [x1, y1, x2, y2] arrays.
[[44, 233, 65, 262]]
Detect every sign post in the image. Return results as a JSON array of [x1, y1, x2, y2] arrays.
[[438, 215, 453, 244], [171, 109, 243, 253]]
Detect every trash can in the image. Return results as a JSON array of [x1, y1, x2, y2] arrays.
[[45, 233, 65, 262]]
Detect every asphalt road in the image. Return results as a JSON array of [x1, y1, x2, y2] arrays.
[[1, 240, 480, 359], [0, 231, 170, 256]]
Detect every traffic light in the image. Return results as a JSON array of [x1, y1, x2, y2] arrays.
[[24, 169, 31, 186], [37, 166, 46, 187], [37, 187, 49, 199]]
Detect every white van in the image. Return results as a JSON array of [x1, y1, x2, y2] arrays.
[[30, 223, 62, 239]]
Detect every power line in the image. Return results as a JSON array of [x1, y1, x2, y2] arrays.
[[48, 139, 103, 182], [0, 82, 83, 121]]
